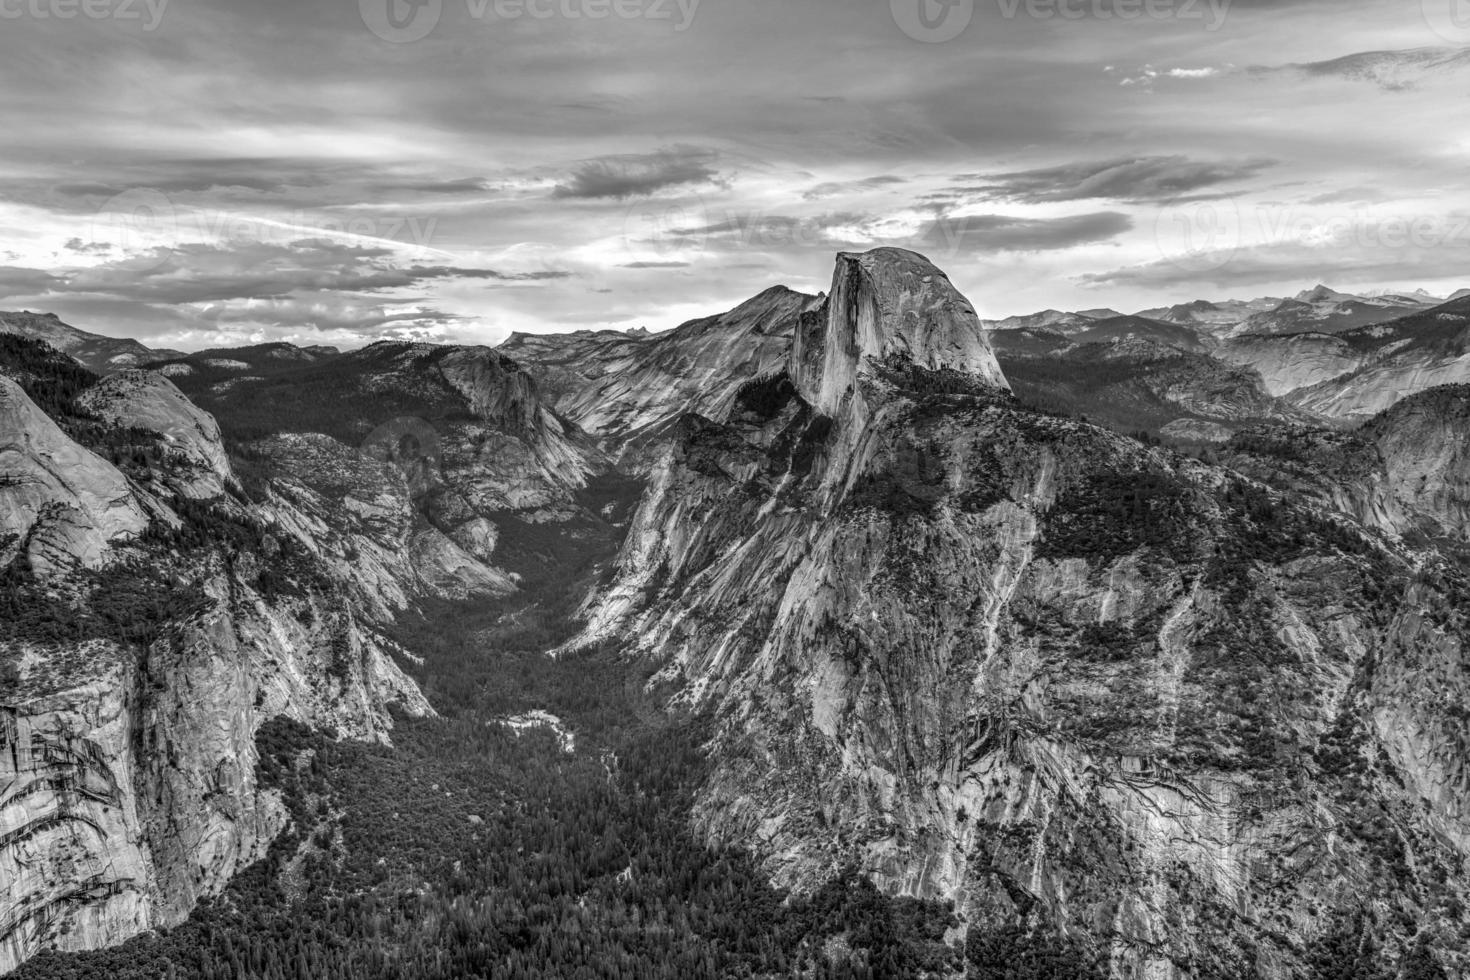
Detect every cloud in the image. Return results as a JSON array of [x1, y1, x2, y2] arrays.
[[802, 176, 907, 201], [63, 238, 112, 255], [1304, 187, 1388, 205], [1079, 224, 1470, 291], [1264, 46, 1470, 91], [675, 211, 871, 245], [964, 156, 1274, 205], [392, 177, 492, 195], [656, 208, 1130, 256], [0, 267, 65, 294], [917, 211, 1133, 253], [552, 147, 723, 200], [0, 238, 571, 347], [1111, 64, 1228, 87], [27, 240, 566, 306], [0, 0, 1461, 341]]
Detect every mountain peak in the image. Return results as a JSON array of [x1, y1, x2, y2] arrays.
[[804, 248, 1008, 415], [1294, 283, 1352, 303]]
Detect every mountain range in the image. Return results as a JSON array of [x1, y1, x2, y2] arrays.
[[2, 251, 1470, 978]]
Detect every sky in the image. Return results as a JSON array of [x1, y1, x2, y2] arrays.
[[1, 0, 1469, 351]]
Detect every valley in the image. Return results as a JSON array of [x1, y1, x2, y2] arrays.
[[2, 249, 1469, 978]]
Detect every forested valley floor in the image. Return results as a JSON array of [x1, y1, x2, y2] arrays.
[[14, 494, 1035, 980]]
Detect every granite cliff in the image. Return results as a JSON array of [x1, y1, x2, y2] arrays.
[[571, 248, 1470, 977], [0, 333, 611, 971], [502, 285, 820, 469]]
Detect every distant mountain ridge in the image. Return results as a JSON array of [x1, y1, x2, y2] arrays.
[[991, 283, 1459, 343], [984, 285, 1470, 437], [0, 311, 183, 373]]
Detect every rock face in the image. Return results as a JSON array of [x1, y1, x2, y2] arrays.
[[76, 370, 234, 498], [1216, 331, 1368, 398], [985, 292, 1470, 432], [0, 377, 149, 577], [147, 340, 611, 595], [1366, 386, 1470, 538], [255, 432, 516, 613], [802, 249, 1007, 416], [574, 248, 1470, 977], [503, 286, 820, 468], [1226, 385, 1470, 544], [1218, 297, 1470, 420], [0, 577, 429, 973], [0, 349, 432, 973]]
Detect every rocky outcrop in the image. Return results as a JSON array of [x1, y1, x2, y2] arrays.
[[257, 432, 517, 614], [148, 340, 610, 592], [76, 370, 234, 498], [1216, 332, 1368, 398], [1218, 297, 1470, 420], [1292, 346, 1470, 419], [0, 378, 149, 578], [0, 347, 434, 973], [1227, 385, 1470, 543], [1365, 386, 1470, 538], [0, 570, 428, 973], [503, 286, 820, 468], [799, 248, 1007, 416], [506, 251, 1004, 467], [573, 249, 1470, 977]]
